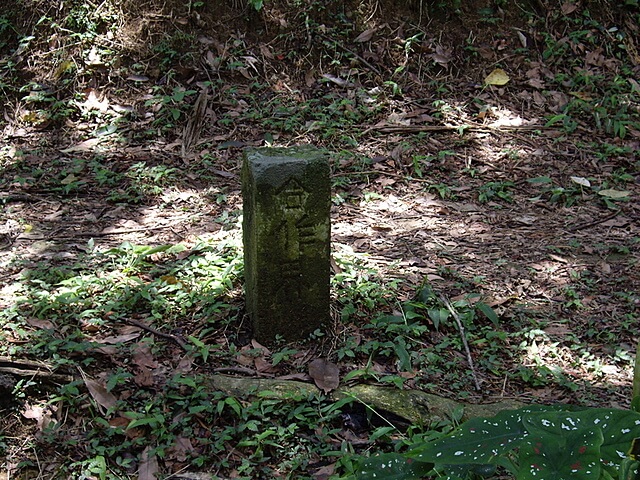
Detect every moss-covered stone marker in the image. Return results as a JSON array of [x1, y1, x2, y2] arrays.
[[242, 146, 330, 343]]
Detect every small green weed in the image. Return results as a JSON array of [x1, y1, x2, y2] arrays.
[[527, 175, 631, 209], [145, 87, 197, 130], [125, 162, 177, 197], [426, 182, 454, 199], [478, 180, 514, 203], [332, 245, 399, 320]]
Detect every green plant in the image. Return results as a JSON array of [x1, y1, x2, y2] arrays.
[[20, 81, 77, 124], [478, 6, 502, 24], [332, 245, 400, 319], [564, 287, 584, 310], [427, 182, 454, 199], [478, 181, 514, 203], [528, 176, 588, 207], [145, 87, 197, 129], [125, 162, 177, 196], [0, 15, 17, 52], [357, 405, 640, 479], [545, 113, 578, 134]]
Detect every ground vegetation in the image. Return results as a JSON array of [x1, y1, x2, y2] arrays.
[[0, 0, 639, 478]]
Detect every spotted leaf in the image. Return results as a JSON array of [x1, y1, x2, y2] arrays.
[[408, 406, 568, 465], [519, 417, 602, 480], [356, 452, 432, 480]]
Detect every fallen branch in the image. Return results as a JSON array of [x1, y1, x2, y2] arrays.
[[365, 123, 548, 135], [16, 215, 199, 241], [0, 356, 525, 426], [567, 209, 621, 232], [0, 356, 74, 383], [206, 374, 525, 425], [0, 193, 40, 204]]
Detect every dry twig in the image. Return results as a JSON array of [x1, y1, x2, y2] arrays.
[[438, 295, 482, 391], [122, 318, 188, 350]]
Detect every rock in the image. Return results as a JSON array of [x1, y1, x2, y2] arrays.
[[242, 146, 330, 343]]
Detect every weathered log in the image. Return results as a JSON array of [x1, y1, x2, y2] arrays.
[[206, 375, 525, 425]]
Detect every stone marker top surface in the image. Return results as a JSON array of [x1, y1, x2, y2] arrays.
[[244, 146, 328, 189]]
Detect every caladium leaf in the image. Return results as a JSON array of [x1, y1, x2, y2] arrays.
[[619, 458, 640, 480], [518, 414, 603, 480], [587, 409, 640, 476], [356, 452, 432, 480], [406, 406, 640, 480], [519, 408, 640, 478], [407, 407, 549, 464]]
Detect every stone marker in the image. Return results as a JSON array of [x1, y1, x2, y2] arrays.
[[242, 146, 330, 343]]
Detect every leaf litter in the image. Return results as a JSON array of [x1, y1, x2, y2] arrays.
[[0, 0, 639, 478]]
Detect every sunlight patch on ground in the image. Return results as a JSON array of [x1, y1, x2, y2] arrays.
[[519, 329, 634, 390]]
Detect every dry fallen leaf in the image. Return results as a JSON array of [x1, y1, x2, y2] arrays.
[[431, 44, 453, 66], [254, 356, 276, 373], [561, 1, 578, 15], [516, 29, 528, 48], [59, 138, 102, 153], [77, 90, 110, 113], [134, 366, 154, 387], [168, 436, 195, 463], [133, 342, 159, 369], [312, 463, 336, 480], [544, 324, 572, 336], [321, 74, 350, 87], [598, 189, 630, 199], [139, 446, 159, 480], [25, 317, 55, 330], [354, 27, 376, 42], [83, 376, 117, 411], [308, 358, 340, 393], [22, 403, 55, 430], [259, 43, 274, 59], [251, 339, 271, 356], [484, 68, 510, 86], [570, 176, 591, 187], [93, 332, 140, 345]]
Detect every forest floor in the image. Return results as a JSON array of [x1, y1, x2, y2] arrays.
[[0, 0, 639, 478]]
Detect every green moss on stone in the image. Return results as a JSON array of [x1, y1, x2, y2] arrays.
[[242, 146, 330, 343]]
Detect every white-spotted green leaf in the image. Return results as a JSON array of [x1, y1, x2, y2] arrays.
[[519, 413, 603, 480], [362, 403, 640, 480], [440, 463, 497, 479], [588, 409, 640, 477], [356, 452, 432, 479], [620, 458, 640, 480], [519, 408, 640, 478], [407, 407, 559, 465]]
